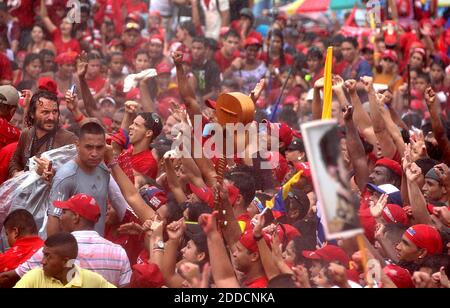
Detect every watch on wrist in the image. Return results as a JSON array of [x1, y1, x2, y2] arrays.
[[153, 240, 165, 250]]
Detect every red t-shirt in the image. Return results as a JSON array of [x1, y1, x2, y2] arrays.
[[0, 236, 44, 273], [125, 0, 148, 14], [86, 75, 107, 96], [118, 147, 158, 183], [0, 118, 20, 150], [123, 39, 145, 68], [52, 29, 81, 55], [9, 0, 38, 30], [214, 49, 241, 72], [260, 53, 294, 69], [244, 276, 268, 288], [0, 53, 13, 83], [0, 142, 17, 185]]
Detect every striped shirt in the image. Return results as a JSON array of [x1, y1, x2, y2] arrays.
[[15, 231, 131, 287]]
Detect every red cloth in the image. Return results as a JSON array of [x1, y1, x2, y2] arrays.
[[0, 53, 13, 83], [118, 147, 158, 183], [105, 211, 143, 265], [125, 0, 148, 14], [260, 53, 294, 69], [123, 39, 145, 68], [86, 76, 107, 96], [244, 276, 268, 288], [0, 236, 44, 273], [9, 0, 38, 30], [0, 142, 18, 185], [52, 29, 81, 55], [0, 119, 20, 150], [214, 50, 241, 72], [359, 189, 376, 243]]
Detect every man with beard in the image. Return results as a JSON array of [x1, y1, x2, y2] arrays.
[[9, 90, 77, 178]]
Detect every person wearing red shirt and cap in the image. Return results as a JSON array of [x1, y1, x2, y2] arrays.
[[117, 112, 163, 184], [0, 210, 43, 274], [122, 22, 145, 68], [85, 52, 108, 100], [232, 229, 270, 288], [39, 1, 80, 55], [147, 33, 171, 69], [396, 224, 443, 263], [52, 51, 77, 95]]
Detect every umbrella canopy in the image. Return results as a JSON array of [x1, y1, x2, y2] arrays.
[[282, 0, 330, 15]]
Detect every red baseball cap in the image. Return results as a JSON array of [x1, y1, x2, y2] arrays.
[[156, 62, 172, 75], [382, 204, 409, 225], [130, 263, 164, 288], [283, 95, 298, 106], [55, 51, 78, 65], [239, 229, 271, 253], [188, 183, 239, 208], [149, 34, 164, 45], [53, 194, 101, 223], [404, 224, 443, 256], [38, 77, 58, 94], [383, 265, 414, 288], [381, 50, 398, 62], [276, 224, 301, 243], [140, 186, 168, 211], [244, 37, 262, 48], [375, 158, 402, 177], [205, 99, 217, 109], [302, 245, 351, 268]]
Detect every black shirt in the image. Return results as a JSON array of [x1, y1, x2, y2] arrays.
[[192, 60, 221, 98]]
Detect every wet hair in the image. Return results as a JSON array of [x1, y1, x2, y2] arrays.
[[268, 274, 296, 288], [421, 254, 450, 273], [79, 121, 106, 139], [383, 168, 402, 189], [186, 202, 212, 222], [307, 46, 323, 61], [223, 29, 240, 40], [107, 52, 124, 64], [292, 235, 317, 265], [137, 112, 163, 140], [23, 53, 42, 70], [225, 165, 256, 207], [165, 201, 184, 225], [87, 52, 102, 62], [278, 106, 299, 130], [267, 29, 286, 67], [178, 21, 196, 38], [45, 232, 78, 260], [134, 49, 150, 60], [342, 36, 358, 49], [416, 71, 430, 84], [330, 34, 345, 47], [4, 209, 38, 236], [25, 90, 59, 127], [192, 36, 207, 48], [39, 48, 56, 59], [384, 223, 409, 245], [430, 55, 447, 71], [415, 158, 438, 176]]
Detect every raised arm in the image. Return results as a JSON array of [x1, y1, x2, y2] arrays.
[[312, 78, 324, 120], [173, 52, 201, 125], [253, 215, 281, 281], [161, 219, 185, 288], [39, 0, 57, 33], [77, 53, 103, 120], [362, 76, 397, 159], [375, 92, 406, 157], [344, 79, 378, 147], [165, 156, 188, 205], [404, 162, 433, 225], [199, 212, 240, 288], [344, 106, 370, 191], [106, 148, 156, 223], [425, 87, 450, 166]]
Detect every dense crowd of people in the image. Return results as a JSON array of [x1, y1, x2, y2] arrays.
[[0, 0, 449, 289]]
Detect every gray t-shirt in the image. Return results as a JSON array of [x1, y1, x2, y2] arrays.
[[48, 160, 111, 235]]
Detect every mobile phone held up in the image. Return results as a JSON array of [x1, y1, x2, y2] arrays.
[[69, 84, 77, 96]]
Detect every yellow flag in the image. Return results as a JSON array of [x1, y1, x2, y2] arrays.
[[321, 47, 333, 120], [265, 170, 304, 209], [284, 0, 306, 15]]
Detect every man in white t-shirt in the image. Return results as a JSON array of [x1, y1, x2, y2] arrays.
[[199, 0, 230, 40]]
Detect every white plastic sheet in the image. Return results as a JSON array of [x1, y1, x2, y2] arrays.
[[0, 144, 77, 237]]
